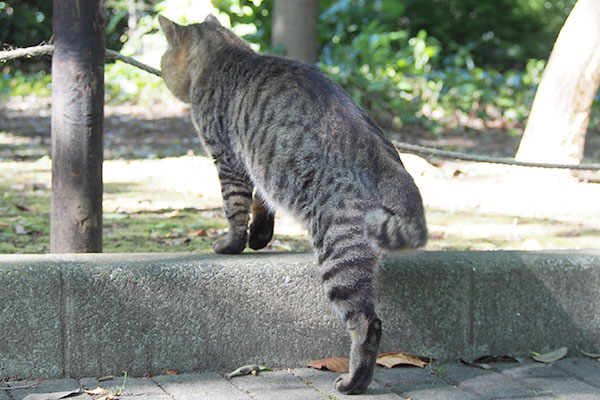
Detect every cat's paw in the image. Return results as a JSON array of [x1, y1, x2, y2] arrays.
[[213, 235, 246, 254], [248, 213, 274, 250], [334, 374, 369, 395]]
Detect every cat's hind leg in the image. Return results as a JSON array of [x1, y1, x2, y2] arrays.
[[248, 190, 275, 250], [315, 216, 382, 395], [213, 156, 253, 254]]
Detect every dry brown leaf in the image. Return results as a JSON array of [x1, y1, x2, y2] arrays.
[[14, 204, 31, 212], [189, 229, 207, 237], [83, 387, 109, 396], [164, 369, 180, 376], [307, 357, 349, 373], [376, 352, 429, 369]]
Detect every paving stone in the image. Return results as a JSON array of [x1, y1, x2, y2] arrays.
[[441, 363, 537, 399], [495, 359, 568, 379], [9, 379, 90, 400], [373, 367, 478, 400], [80, 376, 168, 398], [229, 370, 326, 400], [554, 357, 600, 387], [153, 372, 252, 400], [292, 368, 403, 399], [0, 389, 10, 400], [524, 377, 600, 400], [401, 386, 481, 400]]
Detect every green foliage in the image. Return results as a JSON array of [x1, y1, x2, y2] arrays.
[[213, 0, 274, 50], [3, 0, 593, 133], [0, 69, 51, 98], [401, 0, 576, 70], [317, 6, 547, 131], [0, 0, 51, 48]]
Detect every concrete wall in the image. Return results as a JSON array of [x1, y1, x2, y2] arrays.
[[1, 251, 599, 379]]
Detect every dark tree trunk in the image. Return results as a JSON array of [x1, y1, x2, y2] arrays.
[[272, 0, 318, 63], [51, 0, 105, 253]]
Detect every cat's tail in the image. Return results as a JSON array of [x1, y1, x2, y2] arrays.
[[365, 177, 428, 251]]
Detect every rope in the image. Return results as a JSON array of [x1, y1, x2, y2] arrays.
[[393, 141, 600, 170], [0, 44, 161, 77], [1, 44, 599, 171]]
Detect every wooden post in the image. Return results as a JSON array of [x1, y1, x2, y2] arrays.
[[51, 0, 105, 252]]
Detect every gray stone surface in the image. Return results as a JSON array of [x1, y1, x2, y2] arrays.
[[0, 261, 63, 378], [1, 251, 600, 379], [374, 368, 478, 400], [154, 373, 252, 400], [378, 252, 472, 359], [9, 378, 88, 400], [292, 368, 403, 399], [80, 376, 167, 398], [2, 359, 600, 399], [230, 370, 325, 400], [472, 251, 600, 357], [440, 363, 536, 399]]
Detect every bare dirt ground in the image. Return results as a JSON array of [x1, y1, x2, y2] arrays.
[[1, 96, 599, 252]]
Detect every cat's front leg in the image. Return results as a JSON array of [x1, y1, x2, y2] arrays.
[[248, 191, 275, 250], [213, 157, 253, 254]]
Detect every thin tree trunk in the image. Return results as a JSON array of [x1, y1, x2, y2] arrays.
[[51, 0, 105, 252], [515, 0, 600, 165], [272, 0, 318, 63]]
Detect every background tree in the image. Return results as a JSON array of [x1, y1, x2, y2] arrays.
[[271, 0, 318, 63], [515, 0, 600, 165]]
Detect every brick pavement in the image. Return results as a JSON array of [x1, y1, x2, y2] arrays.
[[2, 358, 600, 400]]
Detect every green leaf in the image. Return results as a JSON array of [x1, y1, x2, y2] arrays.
[[531, 347, 568, 363], [225, 364, 272, 380]]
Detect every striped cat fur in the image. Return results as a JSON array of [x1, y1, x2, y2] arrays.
[[159, 14, 427, 395]]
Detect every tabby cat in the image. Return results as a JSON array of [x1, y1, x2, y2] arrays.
[[159, 14, 428, 395]]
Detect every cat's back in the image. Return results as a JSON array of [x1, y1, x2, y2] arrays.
[[215, 53, 401, 166]]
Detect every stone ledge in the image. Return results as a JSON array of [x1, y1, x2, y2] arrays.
[[1, 251, 599, 378]]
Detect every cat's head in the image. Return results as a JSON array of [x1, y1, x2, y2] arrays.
[[158, 14, 249, 102]]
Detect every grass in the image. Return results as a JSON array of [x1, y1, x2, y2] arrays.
[[0, 157, 311, 254], [1, 155, 599, 254], [1, 95, 598, 254]]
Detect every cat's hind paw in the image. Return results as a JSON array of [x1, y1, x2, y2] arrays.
[[248, 212, 274, 250], [213, 234, 246, 254], [334, 374, 370, 395]]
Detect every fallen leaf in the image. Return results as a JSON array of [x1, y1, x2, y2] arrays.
[[189, 229, 207, 237], [472, 355, 520, 364], [161, 210, 179, 218], [531, 347, 568, 363], [83, 387, 109, 396], [225, 364, 272, 379], [23, 389, 81, 400], [308, 357, 349, 373], [459, 358, 493, 370], [377, 352, 429, 368], [580, 349, 600, 360], [97, 395, 118, 400], [165, 237, 191, 246], [15, 224, 27, 235], [164, 369, 179, 375], [14, 204, 31, 212]]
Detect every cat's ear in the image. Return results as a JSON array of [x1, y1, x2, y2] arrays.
[[159, 15, 183, 45], [204, 14, 221, 27]]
